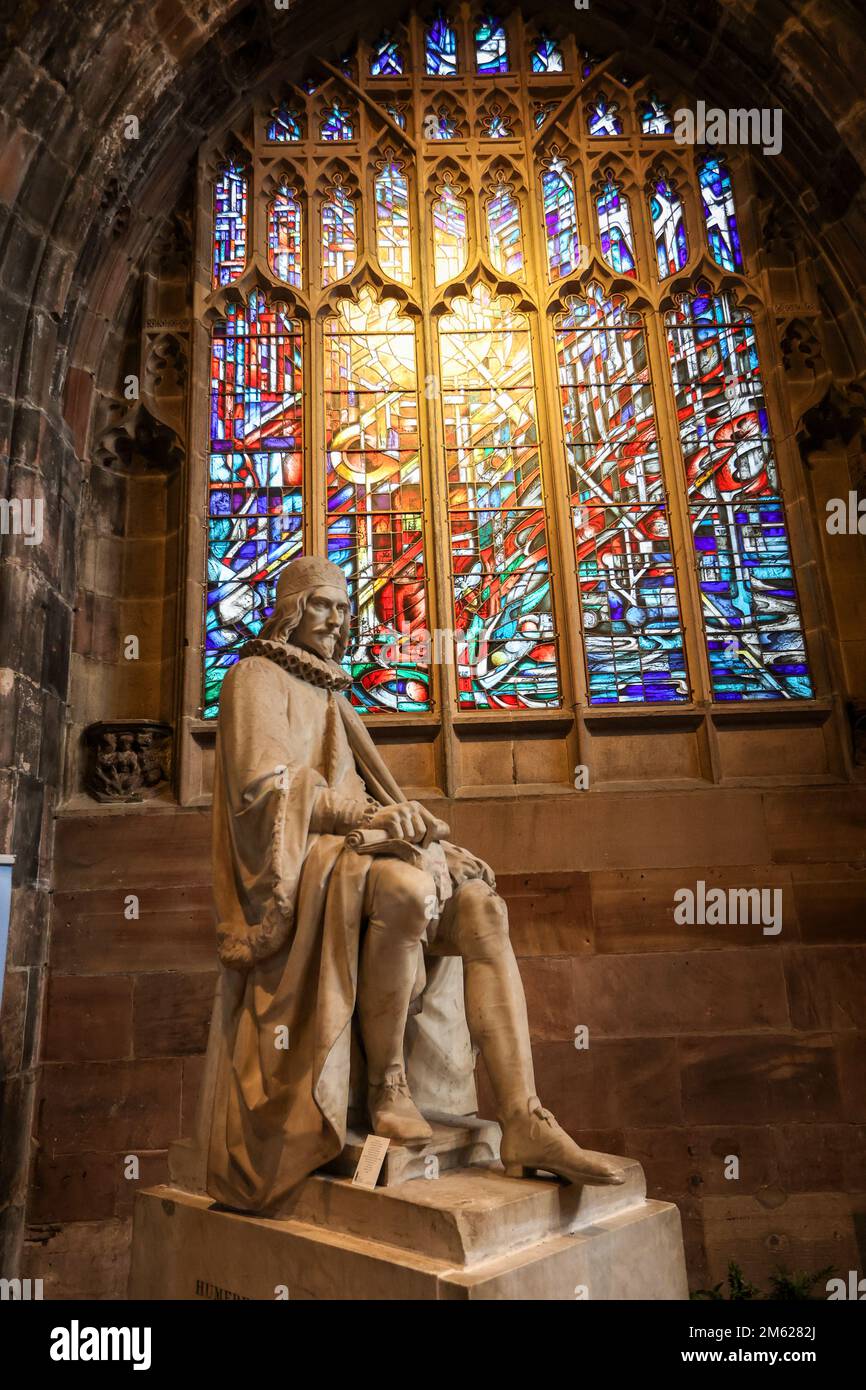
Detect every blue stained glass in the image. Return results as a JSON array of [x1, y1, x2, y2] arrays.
[[588, 97, 623, 136], [650, 176, 688, 280], [596, 180, 636, 277], [665, 292, 811, 701], [205, 294, 305, 716], [555, 289, 689, 705], [482, 109, 511, 138], [212, 162, 247, 289], [320, 103, 353, 141], [699, 157, 744, 271], [371, 34, 403, 76], [640, 97, 673, 135], [531, 35, 563, 73], [386, 103, 407, 130], [266, 104, 302, 142], [542, 158, 581, 280], [425, 107, 457, 139], [426, 12, 458, 76], [475, 15, 509, 74]]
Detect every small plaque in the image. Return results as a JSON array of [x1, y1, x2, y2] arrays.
[[352, 1135, 390, 1188]]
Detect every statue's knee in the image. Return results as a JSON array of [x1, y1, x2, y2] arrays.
[[453, 880, 510, 958], [368, 860, 435, 940]]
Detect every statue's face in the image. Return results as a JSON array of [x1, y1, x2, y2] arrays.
[[290, 584, 348, 661]]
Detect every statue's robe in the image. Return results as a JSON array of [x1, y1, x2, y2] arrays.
[[204, 640, 487, 1214]]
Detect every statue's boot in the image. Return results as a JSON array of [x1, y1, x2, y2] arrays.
[[368, 1065, 433, 1144], [500, 1097, 626, 1186]]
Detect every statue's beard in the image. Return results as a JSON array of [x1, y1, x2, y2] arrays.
[[291, 633, 338, 661]]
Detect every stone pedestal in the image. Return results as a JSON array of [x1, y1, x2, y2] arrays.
[[130, 1132, 688, 1300]]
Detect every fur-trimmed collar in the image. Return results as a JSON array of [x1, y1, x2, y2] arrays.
[[239, 637, 353, 693]]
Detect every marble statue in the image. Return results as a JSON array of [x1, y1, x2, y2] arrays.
[[206, 556, 625, 1214]]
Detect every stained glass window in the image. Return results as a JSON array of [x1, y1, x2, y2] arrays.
[[426, 12, 458, 76], [267, 183, 302, 287], [202, 16, 811, 721], [321, 184, 357, 285], [481, 106, 511, 139], [581, 49, 598, 79], [588, 97, 623, 137], [438, 288, 560, 709], [596, 178, 636, 278], [325, 290, 430, 712], [320, 103, 353, 141], [266, 104, 302, 142], [425, 107, 457, 139], [649, 174, 688, 280], [699, 157, 744, 272], [556, 289, 688, 704], [486, 187, 523, 277], [640, 97, 672, 136], [432, 182, 468, 285], [475, 16, 509, 74], [542, 156, 581, 280], [371, 33, 403, 76], [531, 35, 563, 73], [375, 161, 412, 286], [205, 294, 304, 716], [665, 290, 811, 701], [212, 162, 247, 288]]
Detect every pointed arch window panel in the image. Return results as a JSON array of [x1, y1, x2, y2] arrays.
[[640, 97, 673, 136], [542, 155, 582, 281], [475, 16, 509, 74], [374, 160, 412, 286], [267, 183, 302, 287], [649, 174, 688, 280], [531, 35, 564, 74], [212, 161, 247, 288], [438, 288, 561, 710], [555, 290, 689, 705], [588, 97, 623, 137], [432, 181, 469, 285], [371, 33, 404, 77], [699, 156, 744, 271], [665, 290, 812, 701], [595, 177, 636, 278], [321, 183, 357, 286], [486, 184, 524, 277], [321, 103, 354, 141], [266, 104, 302, 143], [205, 294, 305, 717], [324, 291, 431, 712], [426, 13, 458, 76]]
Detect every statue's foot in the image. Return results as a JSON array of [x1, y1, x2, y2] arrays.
[[500, 1097, 626, 1186], [368, 1066, 433, 1145]]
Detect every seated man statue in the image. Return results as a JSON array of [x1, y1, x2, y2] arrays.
[[206, 556, 624, 1214]]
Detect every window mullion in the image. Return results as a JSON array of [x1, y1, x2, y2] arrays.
[[644, 308, 716, 714], [412, 87, 459, 790]]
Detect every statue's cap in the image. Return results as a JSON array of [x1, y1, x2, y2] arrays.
[[273, 556, 348, 605]]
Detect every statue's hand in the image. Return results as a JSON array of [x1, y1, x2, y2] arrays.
[[366, 802, 448, 845]]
